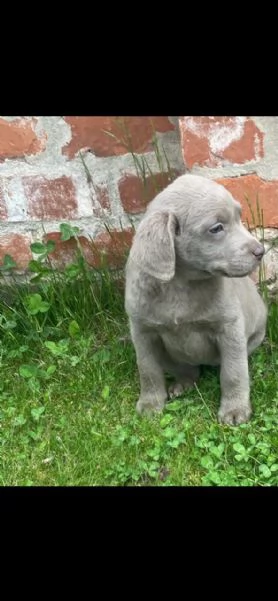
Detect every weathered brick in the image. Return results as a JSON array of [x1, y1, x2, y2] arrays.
[[89, 229, 134, 268], [0, 182, 8, 220], [23, 176, 78, 220], [43, 232, 80, 267], [179, 117, 264, 168], [0, 117, 47, 160], [0, 233, 32, 268], [216, 174, 278, 228], [44, 229, 134, 269], [119, 171, 180, 214], [62, 117, 175, 158]]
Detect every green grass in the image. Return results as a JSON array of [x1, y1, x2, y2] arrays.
[[0, 230, 277, 487]]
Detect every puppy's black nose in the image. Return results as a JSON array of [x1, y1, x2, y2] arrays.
[[253, 244, 265, 260]]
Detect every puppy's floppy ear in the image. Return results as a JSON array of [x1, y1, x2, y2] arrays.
[[129, 211, 177, 281]]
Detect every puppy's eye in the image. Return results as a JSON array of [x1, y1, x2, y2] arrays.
[[209, 223, 224, 234]]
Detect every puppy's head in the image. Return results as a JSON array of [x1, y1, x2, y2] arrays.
[[129, 174, 264, 281]]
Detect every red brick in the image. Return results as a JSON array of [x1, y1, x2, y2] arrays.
[[216, 174, 278, 228], [62, 117, 175, 158], [88, 229, 134, 268], [179, 117, 264, 168], [0, 233, 32, 269], [119, 171, 180, 214], [221, 119, 264, 163], [43, 232, 80, 267], [0, 182, 8, 220], [0, 117, 47, 161], [44, 229, 134, 269], [23, 176, 78, 220]]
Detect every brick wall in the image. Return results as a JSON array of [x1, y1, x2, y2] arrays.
[[0, 116, 184, 269], [0, 116, 277, 290]]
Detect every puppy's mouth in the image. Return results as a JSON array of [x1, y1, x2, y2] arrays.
[[212, 267, 254, 278], [208, 256, 261, 278], [186, 261, 257, 279]]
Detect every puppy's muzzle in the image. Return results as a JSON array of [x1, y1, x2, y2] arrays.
[[252, 244, 265, 261]]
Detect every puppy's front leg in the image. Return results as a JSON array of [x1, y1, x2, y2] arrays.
[[130, 322, 167, 415], [217, 323, 252, 426]]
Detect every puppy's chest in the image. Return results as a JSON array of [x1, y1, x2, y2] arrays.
[[148, 294, 222, 329], [159, 320, 221, 341], [160, 321, 220, 366]]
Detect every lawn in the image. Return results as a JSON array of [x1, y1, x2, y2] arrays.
[[0, 235, 277, 486]]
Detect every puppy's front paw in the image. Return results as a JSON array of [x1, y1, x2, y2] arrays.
[[218, 404, 252, 426], [136, 397, 166, 416]]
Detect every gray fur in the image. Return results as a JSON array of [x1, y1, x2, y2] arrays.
[[125, 174, 267, 425]]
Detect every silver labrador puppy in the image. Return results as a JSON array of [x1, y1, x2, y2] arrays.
[[125, 174, 267, 425]]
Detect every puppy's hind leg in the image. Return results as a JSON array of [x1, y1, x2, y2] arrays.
[[248, 296, 267, 356], [168, 364, 200, 399], [248, 327, 266, 355], [159, 348, 200, 399]]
